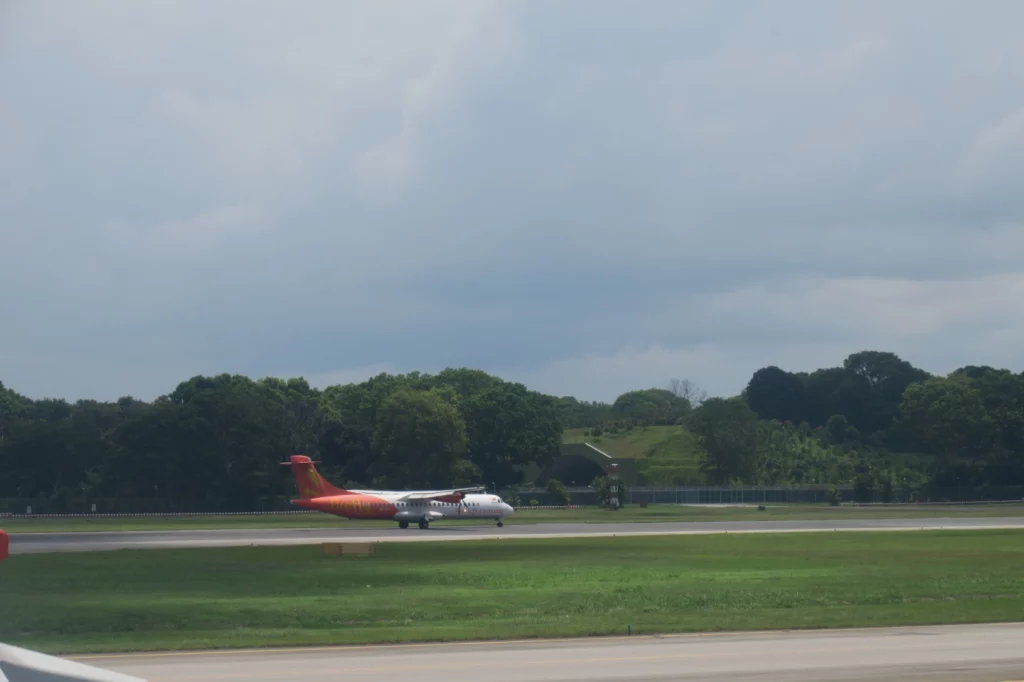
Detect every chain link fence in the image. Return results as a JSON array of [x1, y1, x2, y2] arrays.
[[502, 485, 1024, 508], [3, 485, 1022, 516]]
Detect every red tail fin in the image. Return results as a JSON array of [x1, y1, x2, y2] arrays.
[[284, 455, 348, 499]]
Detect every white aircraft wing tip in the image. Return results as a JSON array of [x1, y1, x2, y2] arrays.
[[1, 643, 147, 682]]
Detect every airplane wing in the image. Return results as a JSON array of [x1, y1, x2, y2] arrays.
[[398, 487, 486, 502], [1, 642, 147, 682]]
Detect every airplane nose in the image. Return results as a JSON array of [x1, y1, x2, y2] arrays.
[[504, 503, 514, 515]]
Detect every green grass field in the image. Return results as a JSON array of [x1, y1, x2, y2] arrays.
[[3, 503, 1024, 533], [563, 425, 701, 459], [2, 530, 1023, 654], [563, 425, 714, 484]]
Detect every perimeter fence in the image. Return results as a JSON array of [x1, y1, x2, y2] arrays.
[[3, 485, 1021, 517]]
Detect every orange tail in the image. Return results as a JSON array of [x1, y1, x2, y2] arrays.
[[284, 455, 348, 499]]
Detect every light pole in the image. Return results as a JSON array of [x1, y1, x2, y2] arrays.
[[608, 463, 620, 511]]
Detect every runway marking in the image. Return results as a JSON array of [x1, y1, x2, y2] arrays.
[[72, 622, 1024, 663], [19, 522, 1024, 555], [72, 631, 736, 661], [14, 519, 1024, 541], [110, 644, 870, 681]]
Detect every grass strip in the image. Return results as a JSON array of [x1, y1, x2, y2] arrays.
[[1, 530, 1023, 654]]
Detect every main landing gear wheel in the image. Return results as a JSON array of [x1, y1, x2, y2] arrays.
[[418, 518, 429, 530], [398, 521, 409, 529]]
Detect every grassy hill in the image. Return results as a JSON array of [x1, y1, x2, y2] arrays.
[[562, 422, 885, 488], [563, 425, 680, 458], [563, 425, 706, 485]]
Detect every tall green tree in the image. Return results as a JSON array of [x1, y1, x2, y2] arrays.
[[553, 396, 613, 428], [801, 367, 846, 427], [688, 397, 759, 485], [826, 414, 859, 443], [744, 366, 807, 423], [611, 388, 690, 425], [419, 368, 501, 401], [462, 382, 562, 487], [898, 376, 998, 461], [257, 377, 322, 455], [0, 380, 31, 446], [839, 351, 931, 434], [545, 478, 570, 506], [950, 366, 1024, 456], [371, 389, 473, 488], [314, 413, 373, 487]]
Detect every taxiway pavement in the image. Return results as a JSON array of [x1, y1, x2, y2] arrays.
[[72, 622, 1024, 682], [8, 516, 1024, 554]]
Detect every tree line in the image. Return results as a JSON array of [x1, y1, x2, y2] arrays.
[[0, 369, 563, 512], [565, 351, 1023, 497], [2, 350, 1022, 512], [541, 350, 1024, 499], [740, 351, 1024, 496]]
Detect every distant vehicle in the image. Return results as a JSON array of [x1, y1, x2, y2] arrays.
[[282, 455, 514, 529]]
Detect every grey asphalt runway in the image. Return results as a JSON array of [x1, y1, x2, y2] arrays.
[[9, 516, 1024, 554], [73, 623, 1024, 682]]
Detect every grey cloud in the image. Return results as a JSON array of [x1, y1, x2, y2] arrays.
[[3, 0, 1024, 402]]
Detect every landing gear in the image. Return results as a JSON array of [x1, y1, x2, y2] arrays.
[[496, 520, 504, 528], [398, 521, 409, 529], [418, 518, 429, 530]]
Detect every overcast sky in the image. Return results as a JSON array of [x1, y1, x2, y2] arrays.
[[2, 0, 1024, 403]]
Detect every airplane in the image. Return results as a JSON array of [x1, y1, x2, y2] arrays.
[[281, 455, 514, 529]]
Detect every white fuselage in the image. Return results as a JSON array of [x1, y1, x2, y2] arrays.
[[348, 491, 514, 523]]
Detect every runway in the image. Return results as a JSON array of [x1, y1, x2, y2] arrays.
[[74, 623, 1024, 682], [9, 516, 1024, 554]]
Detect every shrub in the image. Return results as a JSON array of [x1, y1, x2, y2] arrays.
[[546, 478, 571, 506]]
